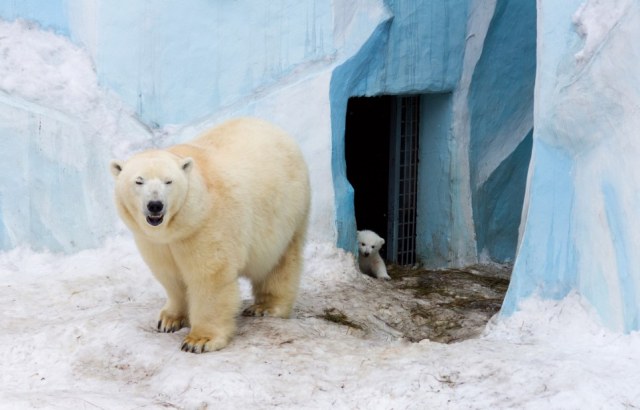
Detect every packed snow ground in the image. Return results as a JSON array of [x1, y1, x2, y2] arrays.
[[1, 237, 639, 409]]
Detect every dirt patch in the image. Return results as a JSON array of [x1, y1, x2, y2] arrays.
[[309, 263, 511, 344], [318, 308, 364, 331], [391, 264, 510, 340]]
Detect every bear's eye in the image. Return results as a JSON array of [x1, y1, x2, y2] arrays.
[[165, 180, 173, 185], [135, 179, 144, 185], [361, 243, 365, 246]]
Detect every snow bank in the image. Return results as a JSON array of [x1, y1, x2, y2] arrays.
[[1, 238, 639, 408], [0, 19, 149, 253]]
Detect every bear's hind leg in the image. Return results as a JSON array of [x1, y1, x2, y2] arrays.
[[243, 232, 304, 318]]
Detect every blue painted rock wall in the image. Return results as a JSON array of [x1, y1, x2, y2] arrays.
[[502, 0, 640, 332], [330, 0, 470, 255], [469, 0, 536, 262]]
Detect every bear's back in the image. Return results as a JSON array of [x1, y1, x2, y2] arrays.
[[169, 117, 310, 276], [170, 118, 304, 182]]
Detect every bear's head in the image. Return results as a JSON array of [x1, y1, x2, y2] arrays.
[[110, 151, 194, 236], [357, 230, 385, 258]]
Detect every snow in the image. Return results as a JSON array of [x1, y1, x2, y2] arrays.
[[0, 19, 149, 253], [572, 0, 632, 63], [0, 19, 144, 149], [1, 237, 639, 409], [0, 19, 97, 117]]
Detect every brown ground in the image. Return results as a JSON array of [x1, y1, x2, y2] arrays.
[[307, 262, 511, 344]]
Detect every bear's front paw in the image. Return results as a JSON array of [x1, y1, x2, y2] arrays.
[[242, 303, 290, 318], [180, 332, 230, 354], [157, 313, 188, 333]]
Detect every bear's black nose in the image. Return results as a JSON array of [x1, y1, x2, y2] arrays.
[[364, 252, 370, 257], [147, 200, 164, 213]]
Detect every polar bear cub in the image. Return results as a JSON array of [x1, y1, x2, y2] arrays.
[[357, 230, 391, 280], [110, 118, 310, 353]]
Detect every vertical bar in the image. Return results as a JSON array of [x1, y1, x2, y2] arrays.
[[387, 98, 400, 262], [388, 95, 420, 265]]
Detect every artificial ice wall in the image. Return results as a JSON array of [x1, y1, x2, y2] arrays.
[[332, 0, 535, 270], [502, 0, 640, 332]]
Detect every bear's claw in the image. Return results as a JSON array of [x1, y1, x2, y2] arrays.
[[180, 333, 229, 353], [181, 338, 208, 353], [242, 303, 289, 318], [181, 341, 202, 353], [157, 315, 187, 333]]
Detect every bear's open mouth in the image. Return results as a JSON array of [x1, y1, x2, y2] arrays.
[[146, 214, 164, 226]]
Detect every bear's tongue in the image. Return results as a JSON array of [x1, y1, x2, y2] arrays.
[[146, 215, 164, 226]]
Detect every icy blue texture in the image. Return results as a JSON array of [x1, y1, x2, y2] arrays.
[[602, 183, 639, 331], [330, 0, 534, 267], [500, 0, 585, 316], [75, 0, 333, 127], [501, 140, 578, 315], [0, 99, 112, 251], [469, 0, 536, 262], [0, 1, 336, 251], [331, 0, 469, 252], [0, 0, 69, 35], [415, 93, 454, 265], [502, 0, 640, 332], [474, 131, 532, 262]]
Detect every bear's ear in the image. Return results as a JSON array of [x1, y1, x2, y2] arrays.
[[110, 160, 124, 178], [379, 237, 385, 246], [180, 157, 194, 174]]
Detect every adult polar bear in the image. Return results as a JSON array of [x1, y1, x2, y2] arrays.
[[110, 118, 310, 353]]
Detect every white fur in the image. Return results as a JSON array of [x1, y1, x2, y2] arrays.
[[357, 230, 390, 280], [110, 118, 310, 353]]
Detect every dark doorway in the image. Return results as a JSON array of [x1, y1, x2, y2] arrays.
[[345, 96, 392, 258], [345, 95, 421, 264]]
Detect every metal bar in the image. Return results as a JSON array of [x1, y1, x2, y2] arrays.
[[387, 95, 420, 265]]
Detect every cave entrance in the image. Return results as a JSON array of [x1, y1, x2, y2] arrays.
[[345, 95, 420, 265]]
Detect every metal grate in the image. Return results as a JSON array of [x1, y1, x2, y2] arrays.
[[388, 96, 420, 265]]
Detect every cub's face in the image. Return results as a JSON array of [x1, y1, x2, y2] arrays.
[[110, 152, 193, 232], [357, 230, 385, 258]]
